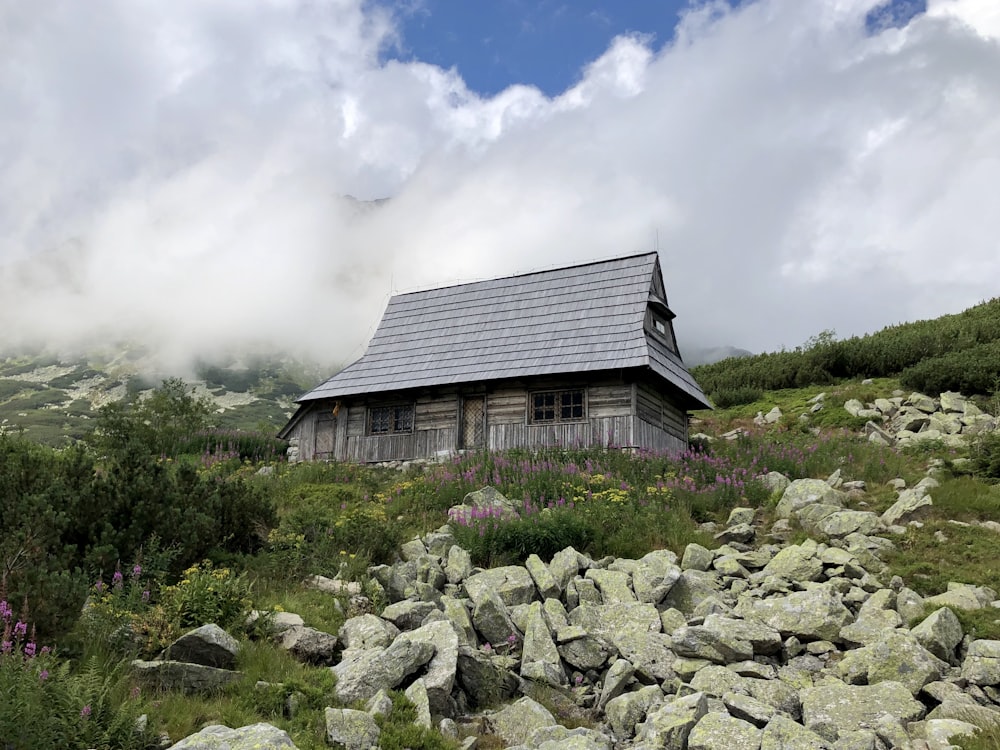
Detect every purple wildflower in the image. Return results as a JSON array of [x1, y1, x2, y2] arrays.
[[39, 669, 49, 681], [80, 705, 92, 718]]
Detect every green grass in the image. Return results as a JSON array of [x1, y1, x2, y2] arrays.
[[884, 521, 1000, 599]]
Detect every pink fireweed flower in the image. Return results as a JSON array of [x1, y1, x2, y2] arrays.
[[112, 570, 124, 589], [0, 599, 11, 620], [132, 563, 142, 579], [13, 621, 27, 638], [94, 581, 104, 594], [1, 641, 10, 653], [142, 590, 150, 602], [80, 705, 92, 718], [39, 669, 49, 681], [23, 641, 36, 657]]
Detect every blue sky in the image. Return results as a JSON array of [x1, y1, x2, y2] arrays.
[[390, 0, 927, 96], [1, 0, 998, 369]]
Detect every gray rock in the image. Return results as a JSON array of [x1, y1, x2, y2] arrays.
[[689, 664, 744, 697], [529, 725, 614, 750], [165, 624, 240, 670], [816, 511, 880, 539], [465, 566, 537, 607], [735, 585, 853, 641], [681, 544, 715, 572], [247, 610, 304, 635], [761, 545, 824, 582], [278, 626, 338, 665], [604, 684, 662, 739], [925, 583, 994, 611], [632, 550, 681, 605], [759, 715, 828, 749], [399, 620, 459, 717], [723, 692, 783, 728], [961, 639, 1000, 686], [131, 660, 241, 695], [661, 570, 722, 615], [442, 595, 478, 646], [557, 630, 612, 672], [907, 392, 939, 413], [324, 708, 381, 750], [399, 537, 427, 562], [844, 399, 864, 417], [486, 696, 558, 746], [525, 554, 561, 599], [703, 614, 783, 655], [167, 723, 297, 750], [404, 679, 432, 728], [380, 600, 437, 631], [670, 625, 753, 664], [331, 636, 435, 704], [585, 568, 636, 604], [460, 486, 519, 518], [472, 590, 522, 647], [838, 609, 902, 646], [775, 480, 844, 520], [880, 488, 933, 527], [926, 699, 1000, 731], [911, 607, 963, 662], [939, 391, 967, 413], [762, 472, 792, 496], [688, 712, 762, 750], [567, 602, 661, 644], [549, 547, 583, 592], [456, 645, 517, 708], [365, 689, 393, 717], [637, 692, 709, 750], [446, 545, 474, 584], [338, 614, 400, 650], [836, 630, 947, 694], [597, 658, 635, 711], [800, 681, 925, 735], [521, 602, 566, 686], [924, 719, 979, 749], [613, 632, 678, 682]]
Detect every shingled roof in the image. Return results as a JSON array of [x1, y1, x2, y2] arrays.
[[298, 252, 711, 409]]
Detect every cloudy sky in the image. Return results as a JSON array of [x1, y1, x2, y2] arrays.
[[2, 0, 999, 371]]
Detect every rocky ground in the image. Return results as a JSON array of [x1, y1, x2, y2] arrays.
[[149, 473, 1000, 750]]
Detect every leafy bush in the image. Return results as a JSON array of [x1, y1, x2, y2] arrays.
[[899, 341, 1000, 395], [693, 298, 1000, 395], [709, 386, 763, 409], [162, 562, 254, 631], [970, 432, 1000, 483]]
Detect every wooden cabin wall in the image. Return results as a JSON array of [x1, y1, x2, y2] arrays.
[[339, 392, 459, 462], [636, 383, 688, 443]]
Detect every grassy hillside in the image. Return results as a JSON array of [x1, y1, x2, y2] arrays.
[[0, 348, 328, 445], [692, 297, 1000, 406]]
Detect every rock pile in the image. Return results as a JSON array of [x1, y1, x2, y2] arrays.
[[153, 478, 1000, 750], [842, 390, 996, 449]]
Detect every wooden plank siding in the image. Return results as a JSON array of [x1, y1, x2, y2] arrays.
[[286, 375, 692, 462], [636, 383, 688, 442]]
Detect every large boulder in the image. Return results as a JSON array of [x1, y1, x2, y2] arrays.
[[331, 636, 435, 704], [464, 566, 537, 607], [165, 624, 240, 670], [486, 696, 558, 746], [836, 630, 947, 694], [775, 480, 844, 520], [880, 488, 933, 527], [735, 586, 853, 642], [167, 723, 297, 749], [911, 607, 964, 662], [687, 712, 762, 750], [520, 602, 566, 686], [398, 620, 460, 717], [337, 613, 399, 650], [324, 708, 381, 750], [278, 626, 338, 666], [961, 639, 1000, 686], [605, 684, 663, 739], [131, 660, 241, 695], [637, 692, 709, 750], [800, 681, 925, 737]]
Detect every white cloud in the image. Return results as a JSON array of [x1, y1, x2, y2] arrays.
[[2, 0, 1000, 372]]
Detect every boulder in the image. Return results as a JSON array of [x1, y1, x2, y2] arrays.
[[661, 570, 722, 615], [800, 681, 925, 736], [567, 602, 661, 644], [775, 480, 843, 520], [584, 568, 636, 604], [165, 624, 240, 670], [761, 545, 824, 582], [167, 723, 297, 750], [520, 602, 566, 686], [605, 684, 663, 739], [670, 625, 753, 664], [735, 585, 853, 642], [525, 554, 561, 599], [131, 659, 241, 695], [759, 715, 828, 749], [836, 630, 947, 694], [632, 550, 681, 604], [486, 696, 558, 746], [338, 613, 400, 650], [911, 607, 963, 662], [880, 488, 933, 527], [380, 600, 437, 631], [324, 708, 380, 750], [637, 692, 709, 749], [688, 712, 762, 750], [464, 566, 537, 607], [331, 636, 435, 704], [961, 639, 1000, 686], [398, 620, 459, 717], [404, 679, 432, 728], [278, 626, 338, 665], [445, 545, 474, 584]]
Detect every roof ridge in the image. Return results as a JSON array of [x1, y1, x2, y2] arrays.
[[390, 251, 658, 298]]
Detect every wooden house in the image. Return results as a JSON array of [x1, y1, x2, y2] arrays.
[[278, 252, 711, 462]]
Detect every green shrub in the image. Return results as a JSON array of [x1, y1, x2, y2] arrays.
[[900, 341, 1000, 395], [162, 561, 253, 631], [970, 432, 1000, 483], [709, 386, 763, 409]]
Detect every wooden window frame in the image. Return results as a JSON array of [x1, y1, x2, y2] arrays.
[[528, 388, 587, 424], [367, 403, 414, 435]]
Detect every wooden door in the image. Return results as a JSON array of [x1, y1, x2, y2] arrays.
[[314, 413, 337, 459], [460, 396, 486, 449]]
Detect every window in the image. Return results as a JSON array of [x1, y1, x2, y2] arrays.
[[368, 404, 414, 435], [531, 389, 585, 423], [653, 317, 667, 335]]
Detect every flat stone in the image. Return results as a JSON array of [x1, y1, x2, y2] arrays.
[[735, 585, 853, 642], [331, 637, 435, 704], [380, 600, 437, 631], [836, 630, 946, 694], [816, 511, 880, 539], [585, 568, 636, 604], [962, 639, 1000, 686], [670, 625, 753, 664], [759, 715, 828, 749], [761, 545, 824, 582], [567, 602, 661, 643], [338, 614, 400, 650], [604, 684, 663, 739]]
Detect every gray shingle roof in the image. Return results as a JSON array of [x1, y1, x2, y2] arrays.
[[299, 252, 711, 409]]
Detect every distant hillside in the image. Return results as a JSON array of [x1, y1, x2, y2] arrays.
[[691, 298, 1000, 407], [682, 344, 753, 367], [0, 347, 330, 445]]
